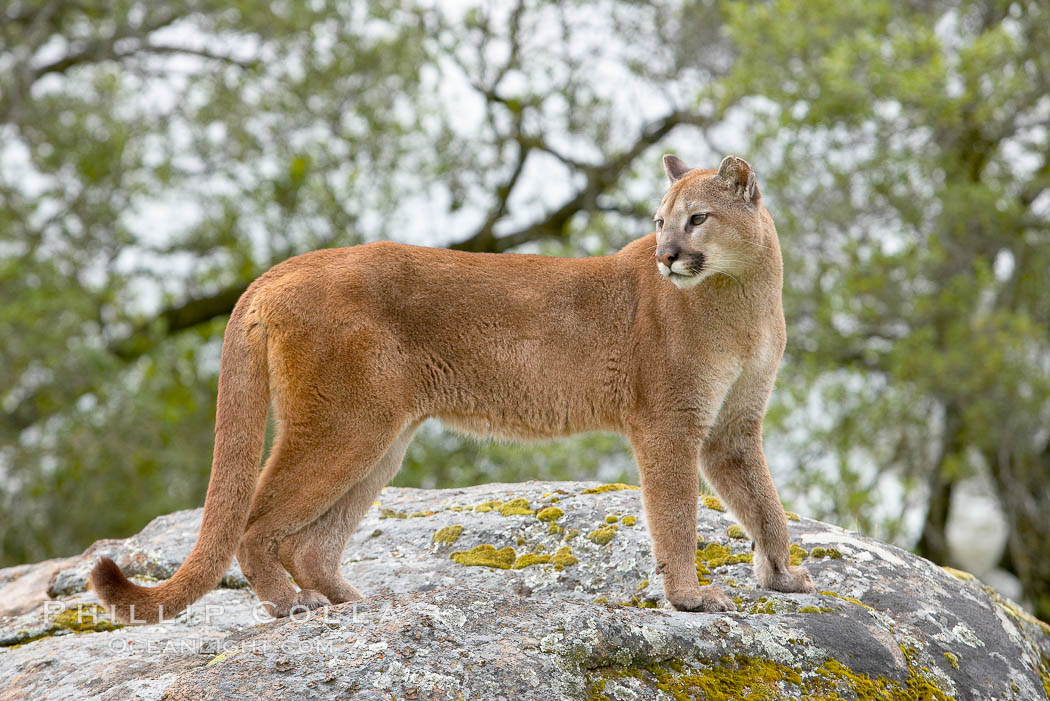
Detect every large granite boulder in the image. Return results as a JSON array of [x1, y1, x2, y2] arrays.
[[1, 481, 1048, 700]]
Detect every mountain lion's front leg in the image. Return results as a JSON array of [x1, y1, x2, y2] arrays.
[[630, 427, 736, 612]]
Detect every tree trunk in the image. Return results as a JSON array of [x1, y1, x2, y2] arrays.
[[986, 444, 1050, 623], [915, 402, 963, 566]]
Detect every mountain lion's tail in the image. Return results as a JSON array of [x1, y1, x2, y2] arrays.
[[91, 293, 269, 623]]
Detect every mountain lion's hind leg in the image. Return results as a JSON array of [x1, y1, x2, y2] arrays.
[[278, 423, 418, 605], [237, 417, 405, 618]]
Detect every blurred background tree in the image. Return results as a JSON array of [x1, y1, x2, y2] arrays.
[[1, 0, 1047, 620]]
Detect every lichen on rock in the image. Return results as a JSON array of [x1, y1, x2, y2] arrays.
[[432, 525, 464, 546], [789, 543, 808, 566], [700, 495, 725, 512], [808, 546, 843, 560], [449, 544, 516, 569], [1, 479, 1047, 701], [512, 547, 578, 570], [727, 524, 748, 539], [499, 498, 535, 516], [586, 524, 618, 545], [580, 483, 638, 494], [536, 506, 564, 522], [1, 603, 122, 649]]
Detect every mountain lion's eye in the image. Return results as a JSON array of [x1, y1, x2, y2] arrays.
[[690, 213, 708, 226], [655, 218, 664, 229]]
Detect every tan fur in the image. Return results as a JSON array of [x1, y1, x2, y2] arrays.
[[90, 155, 814, 622]]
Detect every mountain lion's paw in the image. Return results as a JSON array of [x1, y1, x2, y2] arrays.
[[322, 580, 365, 605], [268, 590, 332, 618], [766, 565, 816, 594], [668, 586, 736, 612]]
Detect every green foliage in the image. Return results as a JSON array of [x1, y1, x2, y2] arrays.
[[0, 0, 716, 566], [724, 0, 1050, 618], [397, 424, 632, 490], [1, 0, 1048, 623]]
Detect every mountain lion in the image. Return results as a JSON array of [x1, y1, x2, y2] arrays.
[[92, 154, 815, 622]]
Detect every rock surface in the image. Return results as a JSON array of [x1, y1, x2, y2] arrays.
[[1, 480, 1048, 700]]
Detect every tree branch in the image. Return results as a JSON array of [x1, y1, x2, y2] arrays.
[[30, 12, 184, 81], [126, 44, 260, 70], [3, 109, 707, 433], [108, 282, 251, 360], [4, 281, 251, 433], [448, 109, 705, 253]]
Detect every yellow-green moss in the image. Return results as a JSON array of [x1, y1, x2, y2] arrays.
[[206, 650, 243, 667], [586, 656, 797, 700], [511, 553, 550, 569], [637, 579, 649, 590], [512, 546, 579, 570], [730, 596, 832, 616], [698, 542, 752, 569], [988, 587, 1050, 637], [499, 497, 535, 516], [379, 507, 437, 518], [450, 544, 516, 569], [694, 542, 751, 586], [809, 547, 843, 560], [585, 653, 955, 701], [621, 515, 637, 526], [581, 483, 638, 494], [943, 651, 959, 670], [942, 566, 976, 581], [51, 606, 121, 634], [537, 506, 564, 522], [699, 542, 730, 567], [727, 524, 747, 539], [820, 657, 953, 701], [432, 525, 463, 546], [695, 558, 712, 586], [789, 544, 808, 566], [819, 589, 875, 612], [4, 605, 122, 648], [468, 498, 536, 516], [785, 511, 801, 522], [701, 495, 725, 512], [618, 597, 660, 609], [732, 596, 777, 615], [604, 515, 619, 524], [552, 546, 578, 568], [515, 536, 526, 546], [587, 524, 618, 545], [564, 528, 580, 541]]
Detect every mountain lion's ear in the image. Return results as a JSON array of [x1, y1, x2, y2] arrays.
[[717, 155, 760, 203], [662, 154, 692, 184]]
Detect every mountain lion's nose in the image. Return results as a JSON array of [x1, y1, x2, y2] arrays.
[[656, 248, 680, 267]]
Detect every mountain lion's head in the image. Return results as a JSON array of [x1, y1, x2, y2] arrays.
[[653, 154, 769, 289]]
